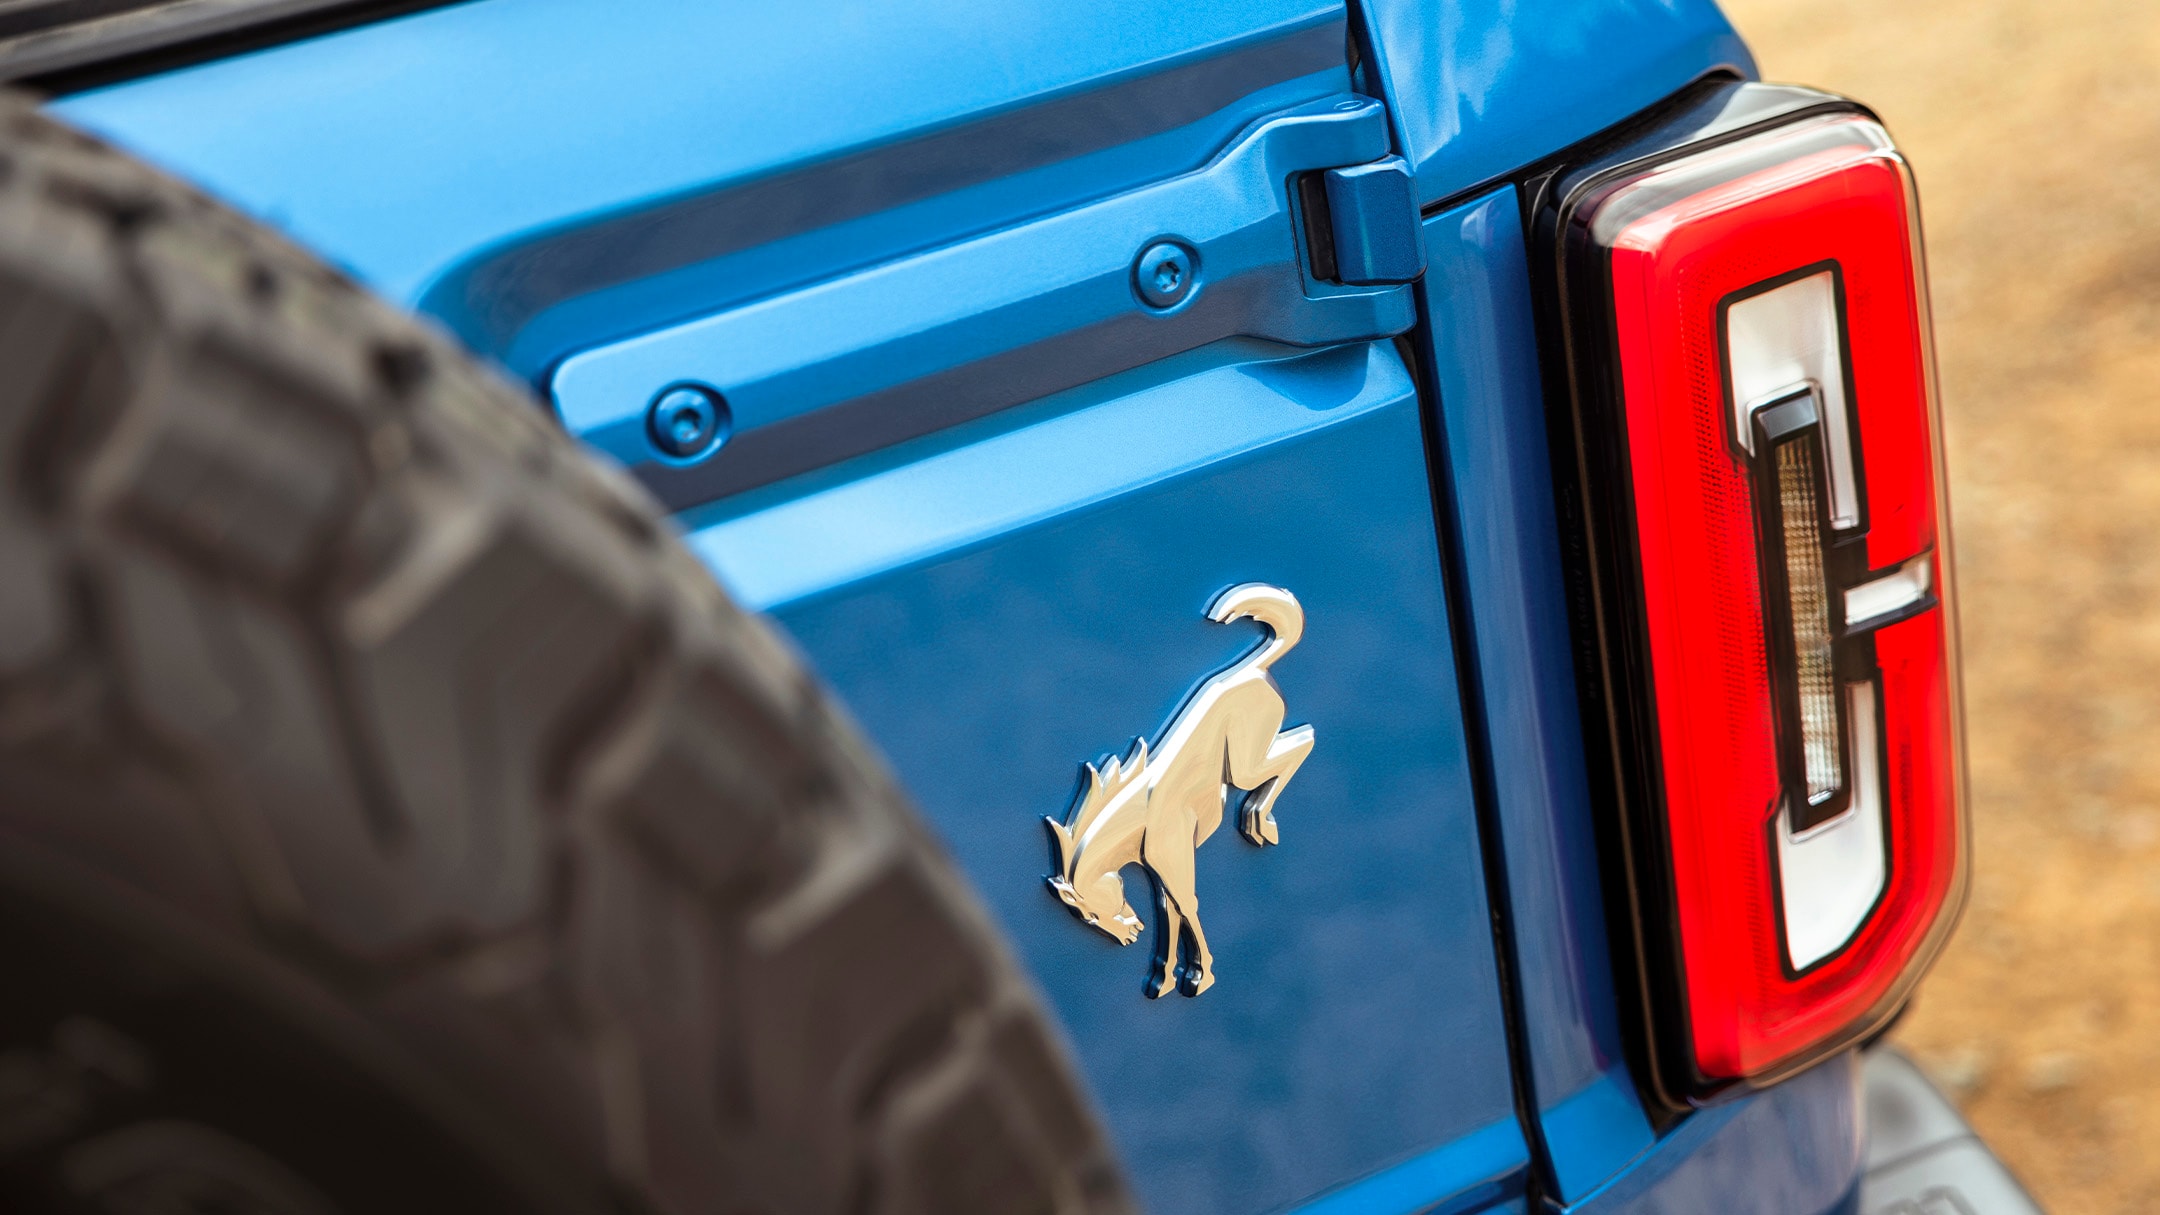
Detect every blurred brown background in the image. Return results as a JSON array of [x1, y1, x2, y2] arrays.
[[1717, 0, 2160, 1209]]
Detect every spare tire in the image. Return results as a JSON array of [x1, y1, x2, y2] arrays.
[[0, 97, 1130, 1215]]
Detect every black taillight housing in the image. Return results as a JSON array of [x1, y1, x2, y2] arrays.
[[1530, 82, 1968, 1107]]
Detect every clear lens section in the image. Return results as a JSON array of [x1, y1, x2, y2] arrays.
[[1777, 681, 1887, 971], [1844, 552, 1933, 630], [1724, 270, 1860, 529], [1774, 435, 1842, 804]]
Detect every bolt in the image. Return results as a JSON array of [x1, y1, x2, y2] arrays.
[[1133, 241, 1199, 310], [645, 383, 730, 459]]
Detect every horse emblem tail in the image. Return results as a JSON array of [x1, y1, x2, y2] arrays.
[[1208, 583, 1305, 671]]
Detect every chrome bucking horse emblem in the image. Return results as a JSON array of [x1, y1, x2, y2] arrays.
[[1044, 584, 1314, 997]]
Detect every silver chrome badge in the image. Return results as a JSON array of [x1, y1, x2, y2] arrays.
[[1044, 584, 1314, 998]]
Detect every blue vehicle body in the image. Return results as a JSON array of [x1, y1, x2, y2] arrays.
[[46, 3, 1903, 1211]]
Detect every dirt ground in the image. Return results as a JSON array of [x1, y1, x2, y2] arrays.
[[1715, 0, 2160, 1208]]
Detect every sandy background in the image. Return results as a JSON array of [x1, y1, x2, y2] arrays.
[[1715, 0, 2160, 1208]]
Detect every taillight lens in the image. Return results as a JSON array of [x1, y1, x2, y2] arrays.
[[1549, 97, 1967, 1100]]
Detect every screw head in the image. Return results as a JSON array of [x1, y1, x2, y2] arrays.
[[1133, 241, 1198, 310], [646, 384, 730, 459]]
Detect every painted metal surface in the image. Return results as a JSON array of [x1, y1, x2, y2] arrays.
[[50, 0, 1347, 380], [44, 0, 1758, 377], [1320, 156, 1425, 285], [1351, 0, 1754, 207], [548, 94, 1414, 510], [1567, 1052, 1864, 1214], [1418, 187, 1659, 1200], [695, 340, 1525, 1214]]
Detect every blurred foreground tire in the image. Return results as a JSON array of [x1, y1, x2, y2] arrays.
[[0, 98, 1129, 1215]]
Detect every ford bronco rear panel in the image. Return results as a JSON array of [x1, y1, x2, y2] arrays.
[[35, 0, 2013, 1211]]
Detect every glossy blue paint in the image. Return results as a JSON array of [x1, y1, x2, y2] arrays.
[[1133, 242, 1197, 310], [644, 384, 728, 463], [693, 339, 1525, 1214], [1416, 188, 1654, 1200], [1567, 1053, 1864, 1215], [551, 94, 1414, 506], [1288, 1115, 1526, 1215], [50, 0, 1347, 377], [1351, 0, 1756, 207], [1322, 157, 1425, 286]]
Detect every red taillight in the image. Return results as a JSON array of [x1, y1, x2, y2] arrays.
[[1549, 95, 1966, 1101]]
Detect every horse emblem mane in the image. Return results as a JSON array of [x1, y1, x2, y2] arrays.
[[1042, 584, 1314, 998], [1046, 739, 1148, 878]]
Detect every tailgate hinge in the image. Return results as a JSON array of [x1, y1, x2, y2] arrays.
[[1298, 155, 1425, 286]]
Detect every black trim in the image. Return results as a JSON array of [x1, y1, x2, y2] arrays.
[[1755, 404, 1860, 834], [1297, 171, 1342, 283]]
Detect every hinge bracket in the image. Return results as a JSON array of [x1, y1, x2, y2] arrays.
[[1299, 155, 1424, 286]]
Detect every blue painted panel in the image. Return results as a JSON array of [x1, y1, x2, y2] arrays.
[[1418, 189, 1654, 1199], [47, 0, 1755, 377], [1567, 1053, 1864, 1215], [553, 97, 1396, 453], [552, 95, 1414, 508], [693, 340, 1525, 1214], [1288, 1115, 1525, 1215], [50, 0, 1347, 375], [1352, 0, 1755, 207]]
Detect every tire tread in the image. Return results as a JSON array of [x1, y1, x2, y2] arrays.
[[0, 95, 1130, 1215]]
